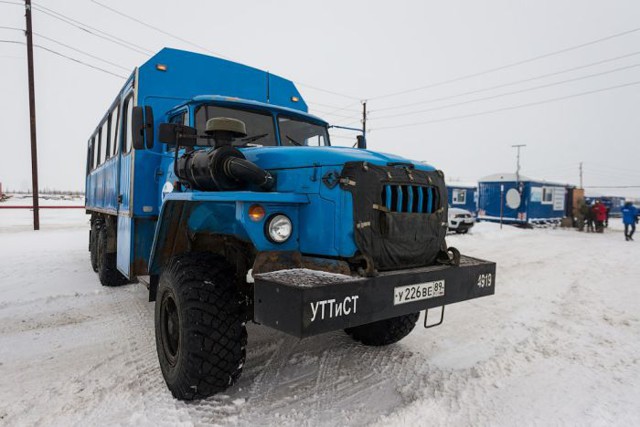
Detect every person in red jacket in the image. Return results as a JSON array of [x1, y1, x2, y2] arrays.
[[593, 200, 607, 233]]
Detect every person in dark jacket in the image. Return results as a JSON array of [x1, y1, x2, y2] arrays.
[[585, 202, 595, 232], [621, 201, 638, 241]]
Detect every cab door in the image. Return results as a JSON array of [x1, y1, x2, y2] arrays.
[[116, 93, 135, 277]]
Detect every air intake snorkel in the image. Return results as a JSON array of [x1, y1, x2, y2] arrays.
[[159, 118, 274, 191]]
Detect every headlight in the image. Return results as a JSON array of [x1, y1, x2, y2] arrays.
[[266, 214, 292, 243]]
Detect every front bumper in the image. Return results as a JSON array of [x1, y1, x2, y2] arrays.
[[253, 255, 495, 338]]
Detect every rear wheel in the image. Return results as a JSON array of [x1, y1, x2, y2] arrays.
[[155, 252, 247, 401], [97, 226, 128, 287], [345, 312, 420, 346]]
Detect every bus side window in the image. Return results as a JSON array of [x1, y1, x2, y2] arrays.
[[96, 129, 102, 166], [92, 134, 99, 169], [101, 120, 109, 161], [87, 137, 94, 174], [111, 104, 120, 156], [122, 95, 134, 154]]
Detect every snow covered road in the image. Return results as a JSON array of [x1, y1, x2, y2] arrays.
[[1, 204, 639, 426]]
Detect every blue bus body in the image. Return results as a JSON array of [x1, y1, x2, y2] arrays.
[[84, 48, 498, 400], [85, 48, 437, 279], [477, 174, 569, 225]]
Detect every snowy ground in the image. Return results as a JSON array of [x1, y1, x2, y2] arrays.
[[1, 196, 639, 427]]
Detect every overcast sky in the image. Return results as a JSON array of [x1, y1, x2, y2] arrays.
[[1, 0, 639, 197]]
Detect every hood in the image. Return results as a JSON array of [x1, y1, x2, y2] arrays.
[[240, 146, 436, 171], [449, 207, 473, 216]]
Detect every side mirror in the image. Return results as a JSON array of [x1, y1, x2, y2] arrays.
[[158, 123, 198, 147], [356, 135, 367, 149], [132, 106, 154, 150]]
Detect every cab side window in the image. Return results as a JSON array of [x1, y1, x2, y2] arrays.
[[166, 111, 187, 152]]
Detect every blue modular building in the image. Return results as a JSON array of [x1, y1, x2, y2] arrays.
[[478, 173, 571, 225], [446, 183, 478, 213]]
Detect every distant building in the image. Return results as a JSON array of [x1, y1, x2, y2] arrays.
[[446, 183, 477, 213], [478, 173, 574, 225]]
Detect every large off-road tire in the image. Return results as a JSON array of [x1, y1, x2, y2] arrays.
[[89, 221, 100, 272], [345, 312, 420, 346], [155, 252, 247, 401], [97, 226, 128, 287]]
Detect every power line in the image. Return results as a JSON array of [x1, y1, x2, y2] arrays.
[[88, 0, 363, 102], [584, 185, 640, 188], [309, 108, 361, 120], [293, 82, 362, 101], [373, 79, 640, 131], [374, 50, 640, 113], [306, 100, 361, 113], [0, 0, 21, 5], [89, 0, 228, 59], [31, 3, 152, 55], [34, 32, 130, 71], [0, 25, 23, 31], [0, 39, 126, 78], [369, 25, 640, 101], [373, 62, 640, 121]]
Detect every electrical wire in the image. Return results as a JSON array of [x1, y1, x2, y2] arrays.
[[34, 32, 130, 71], [374, 50, 640, 113], [31, 3, 152, 55], [0, 0, 21, 5], [373, 62, 640, 121], [88, 0, 363, 102], [0, 25, 22, 31], [306, 100, 361, 113], [89, 0, 228, 59], [309, 108, 361, 120], [293, 82, 362, 101], [373, 79, 640, 131], [0, 39, 127, 78], [369, 25, 640, 101]]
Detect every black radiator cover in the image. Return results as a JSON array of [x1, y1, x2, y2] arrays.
[[340, 162, 448, 271]]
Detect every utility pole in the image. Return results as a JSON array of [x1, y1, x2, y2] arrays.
[[511, 144, 526, 184], [579, 162, 583, 189], [361, 100, 367, 138], [24, 0, 40, 230]]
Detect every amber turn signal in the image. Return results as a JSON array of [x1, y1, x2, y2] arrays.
[[248, 204, 266, 221]]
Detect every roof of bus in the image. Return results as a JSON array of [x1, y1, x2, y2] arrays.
[[166, 95, 328, 125]]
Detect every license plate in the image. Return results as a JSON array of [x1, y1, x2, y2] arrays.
[[394, 280, 445, 305]]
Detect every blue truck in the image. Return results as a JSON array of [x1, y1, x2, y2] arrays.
[[85, 48, 496, 400]]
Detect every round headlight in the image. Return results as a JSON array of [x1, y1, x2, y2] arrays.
[[267, 214, 292, 243]]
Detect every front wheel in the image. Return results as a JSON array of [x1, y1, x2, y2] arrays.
[[155, 252, 247, 401], [345, 312, 420, 346]]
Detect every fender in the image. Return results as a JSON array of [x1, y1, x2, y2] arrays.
[[148, 191, 309, 275]]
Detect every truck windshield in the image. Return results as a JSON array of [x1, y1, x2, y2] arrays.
[[278, 116, 329, 147], [195, 104, 329, 147], [195, 105, 277, 146]]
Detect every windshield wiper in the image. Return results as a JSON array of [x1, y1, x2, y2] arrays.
[[240, 133, 268, 144], [235, 133, 268, 147], [286, 135, 302, 146]]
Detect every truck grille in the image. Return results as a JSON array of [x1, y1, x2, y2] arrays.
[[381, 185, 438, 213]]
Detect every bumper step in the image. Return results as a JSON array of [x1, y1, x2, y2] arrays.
[[253, 255, 496, 338]]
